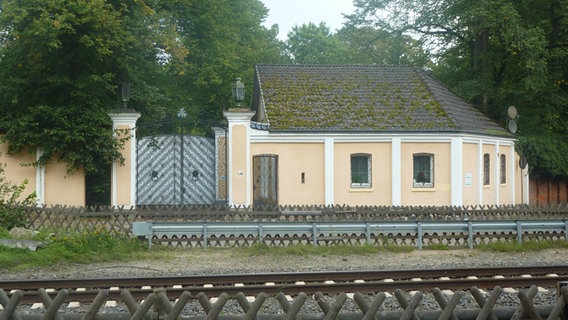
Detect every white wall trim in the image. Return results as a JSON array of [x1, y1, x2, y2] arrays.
[[35, 148, 45, 206], [494, 143, 500, 205], [391, 137, 402, 206], [477, 140, 483, 205], [109, 111, 141, 207], [251, 131, 516, 144], [510, 144, 516, 204], [245, 123, 252, 207], [223, 110, 256, 207], [450, 137, 463, 206], [324, 138, 335, 205]]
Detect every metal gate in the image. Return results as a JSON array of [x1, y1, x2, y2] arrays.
[[137, 134, 218, 205]]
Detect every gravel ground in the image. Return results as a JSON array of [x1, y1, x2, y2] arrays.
[[2, 247, 567, 318], [2, 247, 567, 279]]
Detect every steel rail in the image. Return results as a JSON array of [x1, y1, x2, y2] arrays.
[[10, 275, 568, 303], [3, 266, 568, 303], [2, 265, 567, 291]]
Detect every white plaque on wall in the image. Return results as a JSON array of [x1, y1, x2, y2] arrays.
[[464, 173, 473, 187]]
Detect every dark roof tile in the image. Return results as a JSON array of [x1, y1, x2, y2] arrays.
[[252, 64, 510, 136]]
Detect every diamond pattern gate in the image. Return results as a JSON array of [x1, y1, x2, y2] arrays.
[[137, 135, 218, 205]]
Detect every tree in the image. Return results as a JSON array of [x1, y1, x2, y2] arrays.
[[286, 22, 350, 64], [283, 21, 428, 66], [148, 0, 285, 136], [336, 25, 429, 66], [0, 0, 164, 173], [347, 0, 568, 179]]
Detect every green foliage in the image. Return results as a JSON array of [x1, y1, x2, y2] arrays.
[[0, 0, 164, 173], [283, 22, 429, 66], [348, 0, 568, 179], [516, 134, 568, 179], [146, 0, 285, 137], [336, 26, 429, 66], [286, 22, 351, 64], [0, 161, 36, 229]]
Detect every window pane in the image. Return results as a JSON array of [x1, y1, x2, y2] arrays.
[[500, 154, 506, 184], [351, 155, 369, 184], [483, 154, 490, 185], [414, 155, 431, 183]]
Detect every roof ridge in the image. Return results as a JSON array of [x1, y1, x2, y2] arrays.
[[414, 68, 461, 130]]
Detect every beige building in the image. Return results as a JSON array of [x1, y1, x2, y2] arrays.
[[225, 64, 528, 207], [0, 143, 85, 206], [0, 111, 139, 207]]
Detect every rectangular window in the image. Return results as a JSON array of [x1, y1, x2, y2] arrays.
[[351, 154, 371, 188], [413, 154, 434, 188], [483, 153, 490, 185], [500, 154, 506, 184]]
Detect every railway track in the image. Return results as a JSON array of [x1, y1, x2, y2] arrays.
[[3, 265, 568, 303]]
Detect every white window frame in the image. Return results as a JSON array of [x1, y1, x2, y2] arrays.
[[413, 153, 434, 188], [350, 153, 372, 188]]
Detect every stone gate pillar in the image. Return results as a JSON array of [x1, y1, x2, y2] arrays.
[[109, 110, 141, 207], [223, 109, 255, 207]]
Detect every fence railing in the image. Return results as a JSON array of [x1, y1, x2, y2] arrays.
[[1, 285, 567, 320], [132, 219, 568, 249], [21, 203, 568, 236]]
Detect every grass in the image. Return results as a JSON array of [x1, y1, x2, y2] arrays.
[[1, 227, 567, 271], [240, 242, 421, 257], [0, 227, 169, 271], [476, 239, 568, 252]]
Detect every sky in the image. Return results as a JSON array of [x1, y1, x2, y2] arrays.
[[261, 0, 356, 41]]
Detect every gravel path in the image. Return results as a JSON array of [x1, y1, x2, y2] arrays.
[[2, 247, 567, 280]]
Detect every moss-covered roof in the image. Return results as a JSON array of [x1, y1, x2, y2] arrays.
[[252, 64, 509, 136]]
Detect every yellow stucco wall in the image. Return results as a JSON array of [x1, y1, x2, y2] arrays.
[[246, 138, 523, 207], [462, 142, 479, 206], [401, 142, 451, 206], [114, 125, 134, 206], [334, 142, 392, 206], [0, 143, 36, 201], [251, 143, 325, 206], [1, 140, 86, 206], [44, 161, 85, 206], [231, 125, 249, 204]]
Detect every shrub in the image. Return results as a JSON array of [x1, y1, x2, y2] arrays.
[[0, 160, 36, 229]]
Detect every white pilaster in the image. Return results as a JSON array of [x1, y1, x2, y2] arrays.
[[510, 144, 516, 204], [223, 110, 255, 207], [391, 137, 401, 206], [109, 111, 141, 207], [35, 148, 45, 206], [450, 137, 463, 206], [477, 140, 483, 205], [494, 142, 500, 205], [324, 138, 334, 205]]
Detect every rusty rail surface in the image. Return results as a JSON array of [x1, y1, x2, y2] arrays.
[[3, 265, 568, 292], [2, 266, 568, 303]]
